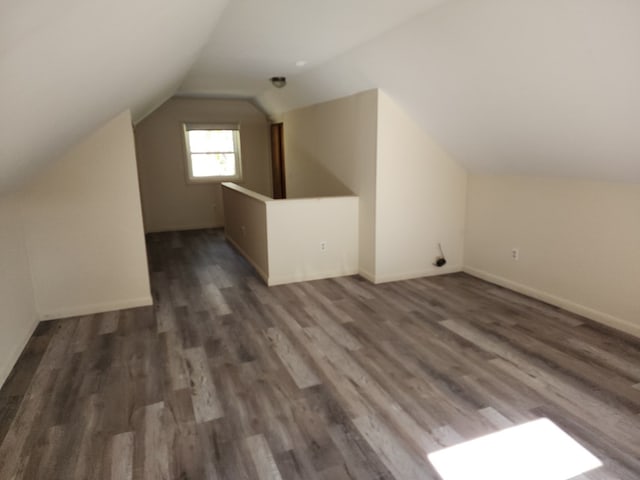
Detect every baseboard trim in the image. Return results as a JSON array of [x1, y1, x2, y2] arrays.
[[38, 296, 154, 321], [372, 265, 463, 284], [358, 268, 376, 283], [224, 234, 270, 285], [268, 269, 359, 286], [464, 266, 640, 339], [0, 316, 39, 389], [145, 223, 223, 234]]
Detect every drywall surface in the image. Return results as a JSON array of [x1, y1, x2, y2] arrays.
[[0, 194, 37, 388], [180, 0, 447, 96], [258, 0, 640, 184], [465, 175, 640, 337], [221, 183, 270, 281], [375, 91, 467, 282], [267, 196, 359, 285], [135, 97, 272, 233], [282, 90, 378, 278], [22, 111, 152, 320], [221, 183, 358, 286], [1, 0, 229, 192]]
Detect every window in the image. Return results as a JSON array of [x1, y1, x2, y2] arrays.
[[183, 124, 242, 182]]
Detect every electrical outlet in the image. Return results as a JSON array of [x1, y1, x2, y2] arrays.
[[511, 248, 519, 260], [320, 241, 327, 252], [241, 225, 246, 237]]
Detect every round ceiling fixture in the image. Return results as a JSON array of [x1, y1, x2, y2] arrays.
[[270, 76, 286, 88]]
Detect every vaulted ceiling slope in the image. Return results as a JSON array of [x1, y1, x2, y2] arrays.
[[253, 0, 640, 182], [4, 0, 639, 192], [0, 0, 229, 192], [179, 0, 449, 96]]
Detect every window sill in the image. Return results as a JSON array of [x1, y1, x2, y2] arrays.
[[187, 176, 243, 184]]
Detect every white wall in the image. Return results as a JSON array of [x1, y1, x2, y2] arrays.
[[21, 111, 152, 320], [375, 91, 467, 282], [221, 183, 358, 286], [465, 175, 640, 337], [282, 90, 378, 278], [135, 97, 272, 233], [267, 196, 358, 285], [221, 183, 270, 281], [0, 194, 37, 387], [282, 89, 467, 283]]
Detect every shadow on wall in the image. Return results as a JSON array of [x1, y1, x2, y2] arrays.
[[286, 144, 353, 198]]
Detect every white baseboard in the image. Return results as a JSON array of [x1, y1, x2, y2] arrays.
[[225, 234, 270, 284], [358, 268, 376, 283], [38, 295, 153, 321], [145, 222, 223, 234], [372, 264, 463, 284], [268, 269, 359, 286], [0, 316, 39, 389], [226, 233, 359, 287], [464, 266, 640, 339]]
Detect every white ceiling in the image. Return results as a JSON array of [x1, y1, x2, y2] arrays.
[[256, 0, 640, 182], [3, 0, 640, 192], [0, 0, 229, 192], [179, 0, 449, 97]]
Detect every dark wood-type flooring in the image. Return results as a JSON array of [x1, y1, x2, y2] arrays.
[[1, 229, 639, 479]]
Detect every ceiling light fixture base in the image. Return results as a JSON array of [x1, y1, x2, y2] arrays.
[[270, 76, 286, 88]]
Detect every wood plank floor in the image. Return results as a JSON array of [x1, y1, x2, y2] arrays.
[[1, 228, 639, 479]]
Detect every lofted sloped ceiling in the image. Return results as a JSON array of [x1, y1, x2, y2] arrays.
[[179, 0, 449, 97], [4, 0, 639, 191], [253, 0, 640, 182], [0, 0, 229, 192], [185, 0, 640, 183]]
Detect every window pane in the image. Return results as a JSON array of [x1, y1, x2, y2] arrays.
[[188, 130, 235, 153], [191, 153, 237, 178]]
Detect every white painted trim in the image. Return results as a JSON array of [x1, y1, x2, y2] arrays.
[[372, 265, 463, 284], [38, 296, 153, 321], [0, 316, 39, 389], [225, 233, 270, 284], [183, 124, 243, 184], [358, 267, 376, 283], [145, 222, 223, 233], [222, 182, 274, 203], [226, 231, 357, 287], [464, 266, 640, 339], [268, 269, 359, 286]]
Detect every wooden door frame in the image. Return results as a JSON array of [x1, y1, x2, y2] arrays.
[[270, 123, 286, 199]]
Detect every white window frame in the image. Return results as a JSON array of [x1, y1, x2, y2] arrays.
[[183, 123, 242, 183]]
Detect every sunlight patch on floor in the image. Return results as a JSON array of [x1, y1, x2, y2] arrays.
[[427, 418, 602, 480]]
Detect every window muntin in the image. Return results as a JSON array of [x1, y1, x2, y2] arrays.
[[183, 124, 241, 182]]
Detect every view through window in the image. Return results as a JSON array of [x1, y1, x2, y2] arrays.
[[184, 124, 241, 182]]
